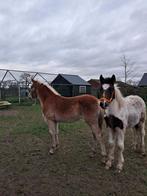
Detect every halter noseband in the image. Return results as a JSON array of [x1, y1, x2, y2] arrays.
[[99, 90, 115, 104]]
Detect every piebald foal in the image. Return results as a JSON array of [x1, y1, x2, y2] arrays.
[[99, 75, 146, 172], [30, 79, 106, 160]]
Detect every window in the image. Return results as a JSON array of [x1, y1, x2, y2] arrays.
[[79, 86, 86, 94]]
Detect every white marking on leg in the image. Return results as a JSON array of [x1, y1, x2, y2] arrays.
[[106, 129, 116, 169], [116, 128, 125, 172]]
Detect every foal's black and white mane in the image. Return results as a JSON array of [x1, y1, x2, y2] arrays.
[[99, 74, 146, 172]]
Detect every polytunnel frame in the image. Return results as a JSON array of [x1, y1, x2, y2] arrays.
[[0, 68, 56, 103]]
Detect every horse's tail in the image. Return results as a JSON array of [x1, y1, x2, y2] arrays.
[[144, 101, 146, 121], [140, 97, 146, 122], [141, 106, 146, 124]]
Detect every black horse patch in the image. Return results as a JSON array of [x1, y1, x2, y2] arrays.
[[104, 115, 123, 129]]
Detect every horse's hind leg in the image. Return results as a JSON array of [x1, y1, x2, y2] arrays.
[[48, 120, 58, 154], [134, 122, 145, 155], [55, 123, 60, 149], [89, 123, 107, 162], [138, 123, 145, 155], [132, 128, 138, 151]]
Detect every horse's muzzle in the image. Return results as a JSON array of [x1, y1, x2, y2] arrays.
[[100, 101, 109, 109]]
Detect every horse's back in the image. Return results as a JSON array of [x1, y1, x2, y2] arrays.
[[65, 94, 101, 114], [125, 95, 146, 111], [125, 95, 146, 127], [59, 94, 99, 108], [64, 94, 98, 101]]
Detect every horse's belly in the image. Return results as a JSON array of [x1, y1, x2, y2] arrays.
[[127, 113, 140, 128], [55, 113, 82, 123]]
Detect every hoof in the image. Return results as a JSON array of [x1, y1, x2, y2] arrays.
[[89, 149, 96, 158], [115, 168, 122, 173], [101, 156, 107, 164], [105, 160, 113, 170], [141, 152, 146, 157], [89, 152, 96, 158], [116, 169, 122, 174], [116, 164, 123, 173], [105, 165, 110, 170], [49, 149, 54, 155]]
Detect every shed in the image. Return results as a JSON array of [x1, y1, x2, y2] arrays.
[[138, 73, 147, 87], [88, 79, 100, 98], [51, 74, 91, 97]]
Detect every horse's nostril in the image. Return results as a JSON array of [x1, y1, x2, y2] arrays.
[[100, 101, 108, 109], [105, 102, 109, 107], [100, 102, 103, 108], [100, 102, 105, 109]]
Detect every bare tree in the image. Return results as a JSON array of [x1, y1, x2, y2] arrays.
[[120, 55, 135, 84], [19, 73, 31, 87], [1, 80, 17, 88]]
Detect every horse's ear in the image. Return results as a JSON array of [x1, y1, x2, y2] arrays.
[[111, 74, 116, 83], [100, 75, 104, 83]]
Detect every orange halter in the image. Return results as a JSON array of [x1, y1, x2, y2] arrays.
[[99, 91, 115, 103]]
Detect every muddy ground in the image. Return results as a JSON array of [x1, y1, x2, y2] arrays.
[[0, 105, 147, 196]]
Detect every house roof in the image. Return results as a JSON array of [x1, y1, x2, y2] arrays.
[[88, 79, 100, 88], [52, 74, 91, 86], [138, 73, 147, 86]]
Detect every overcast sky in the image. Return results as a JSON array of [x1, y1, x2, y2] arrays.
[[0, 0, 147, 81]]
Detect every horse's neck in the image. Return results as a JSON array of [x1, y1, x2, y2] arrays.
[[108, 87, 125, 114], [37, 85, 55, 107]]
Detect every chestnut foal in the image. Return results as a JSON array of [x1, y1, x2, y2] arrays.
[[30, 79, 106, 161]]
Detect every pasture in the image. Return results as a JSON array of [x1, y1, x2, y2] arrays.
[[0, 105, 147, 196]]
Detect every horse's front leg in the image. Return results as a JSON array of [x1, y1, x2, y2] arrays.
[[98, 132, 107, 163], [48, 120, 58, 155], [105, 129, 116, 170], [116, 128, 125, 172], [55, 123, 60, 149]]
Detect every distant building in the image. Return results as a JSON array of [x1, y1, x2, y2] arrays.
[[51, 74, 91, 97], [88, 79, 100, 97], [138, 73, 147, 87]]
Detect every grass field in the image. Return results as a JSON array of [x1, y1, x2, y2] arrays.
[[0, 105, 147, 196]]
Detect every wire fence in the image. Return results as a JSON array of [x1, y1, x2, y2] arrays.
[[0, 69, 57, 104]]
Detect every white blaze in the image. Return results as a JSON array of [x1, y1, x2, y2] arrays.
[[102, 84, 110, 90]]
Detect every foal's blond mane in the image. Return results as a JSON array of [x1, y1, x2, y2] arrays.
[[114, 84, 125, 108], [46, 83, 60, 95], [36, 80, 60, 96]]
